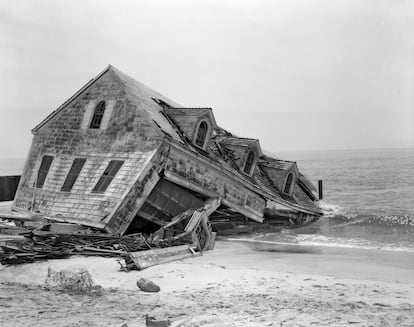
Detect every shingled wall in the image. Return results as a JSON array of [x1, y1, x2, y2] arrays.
[[13, 70, 163, 223], [166, 145, 265, 216]]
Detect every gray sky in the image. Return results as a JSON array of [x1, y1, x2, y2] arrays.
[[1, 0, 413, 158]]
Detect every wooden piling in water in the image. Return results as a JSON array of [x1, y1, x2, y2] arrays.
[[318, 179, 323, 200]]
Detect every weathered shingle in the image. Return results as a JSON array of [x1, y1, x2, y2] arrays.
[[260, 155, 296, 171], [215, 136, 259, 148]]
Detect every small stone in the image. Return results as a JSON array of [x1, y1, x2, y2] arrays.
[[137, 278, 160, 293]]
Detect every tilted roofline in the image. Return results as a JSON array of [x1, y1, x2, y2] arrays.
[[32, 65, 184, 142], [32, 66, 111, 133], [30, 64, 321, 216]]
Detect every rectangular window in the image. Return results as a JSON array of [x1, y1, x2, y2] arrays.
[[92, 160, 123, 193], [36, 155, 54, 188], [61, 158, 86, 192]]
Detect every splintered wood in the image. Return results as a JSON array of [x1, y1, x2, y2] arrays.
[[0, 198, 218, 269], [0, 232, 151, 265]]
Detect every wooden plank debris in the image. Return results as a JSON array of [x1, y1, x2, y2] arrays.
[[126, 244, 201, 270], [0, 232, 151, 265], [0, 196, 218, 268]]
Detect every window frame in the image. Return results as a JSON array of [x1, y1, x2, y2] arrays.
[[194, 120, 209, 149], [243, 151, 255, 176], [89, 100, 106, 129], [91, 160, 124, 193], [283, 172, 295, 195], [61, 158, 86, 192], [35, 155, 54, 189]]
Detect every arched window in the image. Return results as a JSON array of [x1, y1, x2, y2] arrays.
[[89, 101, 106, 129], [243, 151, 255, 175], [284, 173, 294, 194], [195, 121, 208, 148]]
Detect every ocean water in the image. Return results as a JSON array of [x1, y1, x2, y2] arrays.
[[1, 149, 413, 252], [253, 148, 414, 252]]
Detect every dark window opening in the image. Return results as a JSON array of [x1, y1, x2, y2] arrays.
[[243, 151, 255, 175], [284, 173, 294, 194], [125, 215, 162, 235], [36, 155, 54, 188], [92, 160, 123, 193], [61, 158, 86, 192], [89, 101, 106, 129], [195, 121, 208, 148]]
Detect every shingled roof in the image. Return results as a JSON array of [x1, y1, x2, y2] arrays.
[[110, 65, 184, 142], [165, 107, 211, 115], [260, 155, 297, 171]]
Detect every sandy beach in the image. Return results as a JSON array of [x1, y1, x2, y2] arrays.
[[1, 239, 413, 327]]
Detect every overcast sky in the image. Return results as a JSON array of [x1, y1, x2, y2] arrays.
[[1, 0, 413, 158]]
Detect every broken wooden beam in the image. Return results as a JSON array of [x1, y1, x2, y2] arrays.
[[0, 211, 106, 230], [126, 244, 200, 270], [74, 246, 127, 255], [0, 212, 37, 222], [43, 215, 106, 230]]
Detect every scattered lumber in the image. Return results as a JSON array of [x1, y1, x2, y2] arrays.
[[0, 198, 218, 267], [0, 232, 152, 265]]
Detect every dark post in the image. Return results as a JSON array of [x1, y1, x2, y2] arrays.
[[318, 179, 323, 200]]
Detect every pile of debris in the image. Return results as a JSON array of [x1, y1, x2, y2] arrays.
[[0, 231, 152, 265], [0, 200, 218, 270]]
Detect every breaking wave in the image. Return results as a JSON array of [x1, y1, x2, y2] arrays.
[[294, 234, 414, 253], [245, 201, 414, 253], [318, 201, 414, 227]]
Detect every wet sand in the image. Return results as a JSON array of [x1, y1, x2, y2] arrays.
[[0, 240, 413, 326]]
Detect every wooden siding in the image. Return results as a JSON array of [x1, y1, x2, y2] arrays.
[[165, 144, 266, 218], [13, 70, 163, 223]]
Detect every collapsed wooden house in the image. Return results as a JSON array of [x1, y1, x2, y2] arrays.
[[12, 65, 322, 244]]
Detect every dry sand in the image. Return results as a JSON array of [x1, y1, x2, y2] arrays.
[[0, 240, 413, 326]]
